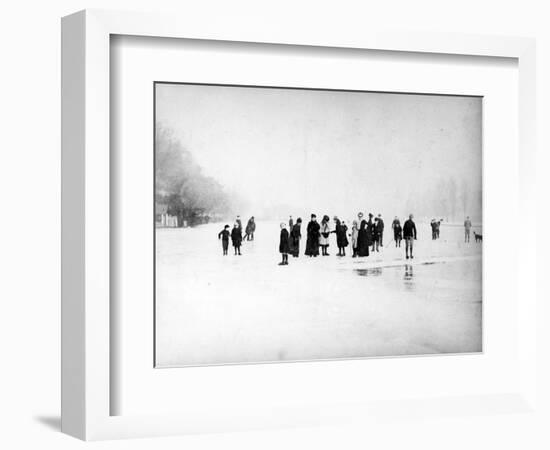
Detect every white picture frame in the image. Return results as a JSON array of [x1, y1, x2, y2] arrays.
[[61, 9, 537, 441]]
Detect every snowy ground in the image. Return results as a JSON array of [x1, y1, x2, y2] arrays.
[[155, 220, 482, 367]]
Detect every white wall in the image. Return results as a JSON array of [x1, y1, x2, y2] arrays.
[[0, 1, 548, 448]]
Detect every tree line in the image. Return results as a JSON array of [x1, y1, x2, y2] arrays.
[[155, 126, 236, 227]]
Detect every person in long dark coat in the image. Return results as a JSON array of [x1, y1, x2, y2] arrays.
[[393, 220, 403, 247], [231, 223, 242, 255], [305, 214, 320, 257], [403, 214, 417, 259], [279, 223, 290, 265], [356, 212, 370, 257], [289, 217, 302, 257], [332, 217, 349, 256]]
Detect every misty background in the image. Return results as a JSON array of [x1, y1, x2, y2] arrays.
[[155, 83, 482, 224]]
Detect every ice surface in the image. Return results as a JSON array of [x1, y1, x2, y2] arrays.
[[155, 220, 482, 367]]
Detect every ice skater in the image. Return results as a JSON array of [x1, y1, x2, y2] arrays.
[[430, 219, 437, 240], [464, 216, 472, 242], [333, 216, 349, 256], [392, 216, 402, 247], [366, 213, 375, 252], [243, 216, 256, 241], [319, 215, 331, 256], [231, 222, 243, 255], [305, 214, 320, 257], [376, 214, 385, 246], [289, 217, 302, 257], [279, 223, 290, 265], [356, 212, 370, 257], [218, 224, 230, 255], [403, 214, 417, 260]]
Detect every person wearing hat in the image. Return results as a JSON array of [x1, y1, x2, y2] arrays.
[[403, 213, 417, 259], [392, 216, 402, 247], [366, 213, 375, 252], [305, 214, 320, 257], [319, 215, 331, 256], [356, 212, 370, 257], [289, 217, 302, 257], [218, 224, 231, 256], [279, 223, 290, 265], [430, 219, 437, 240], [376, 214, 385, 247], [333, 216, 349, 256], [231, 222, 243, 255]]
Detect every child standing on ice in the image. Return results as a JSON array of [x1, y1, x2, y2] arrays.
[[231, 223, 243, 255], [218, 224, 230, 255], [279, 223, 290, 265]]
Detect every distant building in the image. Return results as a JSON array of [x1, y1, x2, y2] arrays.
[[155, 204, 178, 228]]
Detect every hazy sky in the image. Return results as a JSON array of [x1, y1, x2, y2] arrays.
[[156, 83, 482, 220]]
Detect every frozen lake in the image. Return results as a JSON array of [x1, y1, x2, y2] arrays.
[[155, 220, 482, 367]]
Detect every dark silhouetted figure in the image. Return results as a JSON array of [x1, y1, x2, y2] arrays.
[[392, 216, 402, 247], [289, 218, 302, 257], [403, 214, 417, 260], [356, 213, 370, 257], [218, 224, 230, 255], [279, 223, 290, 265], [319, 215, 331, 256], [305, 214, 320, 257], [231, 223, 242, 255], [377, 214, 385, 246], [333, 217, 349, 256]]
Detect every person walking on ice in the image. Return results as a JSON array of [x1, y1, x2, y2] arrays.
[[403, 214, 417, 260], [376, 214, 385, 246], [392, 216, 402, 247], [333, 216, 349, 256], [464, 216, 472, 243], [243, 216, 256, 241], [218, 224, 230, 256], [279, 223, 290, 265], [231, 222, 243, 255]]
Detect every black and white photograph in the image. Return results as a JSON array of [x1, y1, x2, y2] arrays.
[[154, 82, 483, 367]]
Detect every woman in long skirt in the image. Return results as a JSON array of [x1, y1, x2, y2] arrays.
[[356, 213, 370, 257], [319, 215, 331, 256], [289, 217, 302, 257], [305, 214, 320, 257]]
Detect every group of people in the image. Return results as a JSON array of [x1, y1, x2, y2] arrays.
[[218, 216, 256, 256], [277, 213, 418, 265], [220, 212, 476, 264]]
